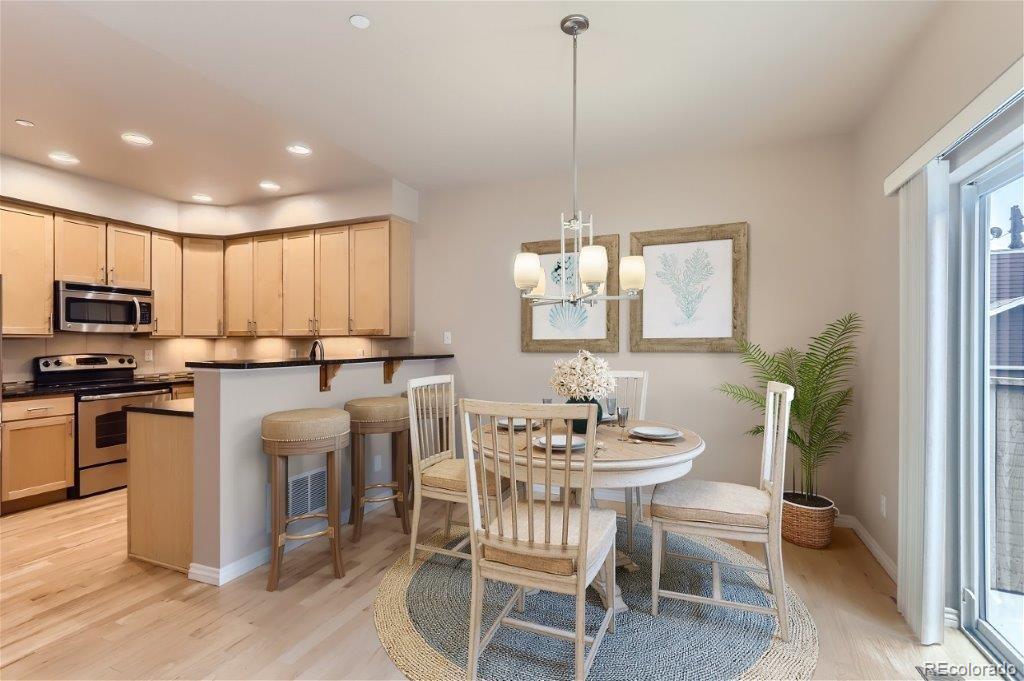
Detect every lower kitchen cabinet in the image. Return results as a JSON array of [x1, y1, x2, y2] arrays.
[[1, 415, 75, 502]]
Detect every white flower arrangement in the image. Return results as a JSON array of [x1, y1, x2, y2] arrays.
[[549, 350, 616, 401]]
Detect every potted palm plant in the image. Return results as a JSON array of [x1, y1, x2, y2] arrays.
[[718, 313, 861, 548]]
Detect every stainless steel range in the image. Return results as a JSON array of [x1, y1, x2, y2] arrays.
[[34, 353, 171, 496]]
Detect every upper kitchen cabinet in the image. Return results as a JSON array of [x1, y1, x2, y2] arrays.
[[54, 214, 106, 285], [106, 224, 151, 289], [1, 203, 55, 336], [282, 230, 315, 336], [151, 232, 182, 337], [314, 225, 350, 336], [182, 237, 224, 337], [349, 219, 411, 337], [226, 235, 283, 336], [224, 237, 254, 336]]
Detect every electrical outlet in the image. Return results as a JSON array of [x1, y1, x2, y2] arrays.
[[880, 494, 887, 518], [289, 348, 297, 358], [443, 331, 452, 345], [231, 347, 239, 359], [373, 454, 382, 472], [143, 349, 154, 362]]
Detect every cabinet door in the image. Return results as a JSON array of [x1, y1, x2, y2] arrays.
[[54, 214, 106, 285], [151, 232, 182, 337], [223, 237, 254, 336], [0, 203, 54, 336], [107, 224, 151, 288], [349, 221, 390, 335], [1, 416, 75, 502], [182, 238, 224, 336], [282, 230, 315, 336], [314, 226, 350, 336], [253, 234, 283, 336]]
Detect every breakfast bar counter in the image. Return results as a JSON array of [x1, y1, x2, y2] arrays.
[[186, 353, 455, 586]]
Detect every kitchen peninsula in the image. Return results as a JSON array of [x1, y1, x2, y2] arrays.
[[183, 353, 454, 586]]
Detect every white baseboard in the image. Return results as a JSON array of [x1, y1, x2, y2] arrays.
[[944, 606, 960, 629], [835, 513, 897, 581], [188, 502, 392, 587]]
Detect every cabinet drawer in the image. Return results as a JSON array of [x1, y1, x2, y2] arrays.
[[171, 384, 194, 399], [2, 396, 75, 421], [79, 462, 127, 496]]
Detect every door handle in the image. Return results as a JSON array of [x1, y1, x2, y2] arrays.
[[25, 406, 53, 412], [217, 319, 223, 336], [132, 297, 141, 332], [154, 317, 159, 333], [109, 266, 115, 284]]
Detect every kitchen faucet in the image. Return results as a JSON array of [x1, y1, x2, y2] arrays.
[[309, 339, 325, 361]]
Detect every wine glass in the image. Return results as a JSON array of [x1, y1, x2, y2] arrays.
[[617, 406, 630, 441], [605, 396, 617, 421]]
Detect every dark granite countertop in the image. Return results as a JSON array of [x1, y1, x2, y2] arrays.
[[185, 353, 454, 370], [124, 398, 194, 417], [2, 375, 194, 400]]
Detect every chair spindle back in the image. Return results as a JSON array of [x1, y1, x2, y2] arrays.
[[610, 370, 649, 419]]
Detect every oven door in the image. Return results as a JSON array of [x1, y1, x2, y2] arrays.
[[57, 282, 154, 333], [77, 389, 171, 467]]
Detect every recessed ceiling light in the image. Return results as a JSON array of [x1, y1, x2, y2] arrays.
[[349, 14, 370, 29], [121, 131, 153, 147], [192, 193, 213, 203], [286, 143, 312, 156], [48, 151, 79, 165], [259, 180, 281, 192], [15, 119, 34, 127]]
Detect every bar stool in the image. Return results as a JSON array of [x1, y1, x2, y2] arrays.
[[345, 396, 411, 542], [262, 407, 351, 592]]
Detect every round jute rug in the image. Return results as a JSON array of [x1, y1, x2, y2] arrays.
[[375, 522, 818, 680]]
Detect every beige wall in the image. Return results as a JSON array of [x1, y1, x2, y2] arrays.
[[850, 0, 1024, 562], [413, 135, 861, 507]]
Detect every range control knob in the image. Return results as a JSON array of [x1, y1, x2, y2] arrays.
[[118, 357, 126, 364], [41, 360, 51, 368], [127, 357, 135, 364], [54, 359, 63, 367]]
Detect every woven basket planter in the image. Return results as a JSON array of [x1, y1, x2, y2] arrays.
[[782, 495, 837, 549]]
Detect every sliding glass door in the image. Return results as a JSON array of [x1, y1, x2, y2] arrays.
[[960, 148, 1023, 675]]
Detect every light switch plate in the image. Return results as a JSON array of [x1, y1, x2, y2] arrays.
[[143, 349, 154, 362], [443, 331, 452, 345]]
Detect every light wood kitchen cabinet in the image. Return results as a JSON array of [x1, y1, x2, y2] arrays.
[[314, 226, 350, 336], [224, 237, 254, 336], [106, 224, 151, 289], [1, 203, 54, 336], [254, 234, 283, 336], [151, 232, 182, 337], [349, 219, 411, 336], [54, 214, 107, 285], [1, 414, 75, 502], [182, 237, 224, 336], [282, 230, 315, 336], [225, 235, 282, 336]]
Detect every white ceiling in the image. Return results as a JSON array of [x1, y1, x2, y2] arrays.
[[1, 1, 936, 204]]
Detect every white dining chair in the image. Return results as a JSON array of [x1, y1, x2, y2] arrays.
[[407, 374, 471, 565], [649, 381, 794, 640], [462, 399, 617, 681], [610, 369, 648, 552]]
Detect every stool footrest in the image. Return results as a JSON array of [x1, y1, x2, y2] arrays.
[[364, 481, 399, 490], [359, 493, 403, 505], [285, 512, 328, 525]]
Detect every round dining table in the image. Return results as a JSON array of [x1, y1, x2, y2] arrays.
[[473, 418, 705, 612]]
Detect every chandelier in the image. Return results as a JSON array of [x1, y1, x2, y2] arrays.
[[513, 14, 646, 307]]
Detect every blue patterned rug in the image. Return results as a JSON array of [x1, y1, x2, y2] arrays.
[[374, 521, 817, 680]]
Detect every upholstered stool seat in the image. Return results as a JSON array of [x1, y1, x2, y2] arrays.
[[262, 408, 351, 443], [344, 396, 412, 542], [262, 407, 350, 591]]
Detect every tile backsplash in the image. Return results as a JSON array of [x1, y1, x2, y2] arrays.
[[1, 333, 414, 383]]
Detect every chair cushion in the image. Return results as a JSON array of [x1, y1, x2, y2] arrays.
[[261, 408, 350, 442], [651, 478, 770, 529], [344, 396, 408, 423], [421, 457, 503, 494], [483, 503, 616, 576]]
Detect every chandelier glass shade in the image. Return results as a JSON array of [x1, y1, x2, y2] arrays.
[[514, 14, 645, 307]]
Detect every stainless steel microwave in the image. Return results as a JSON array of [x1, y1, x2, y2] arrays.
[[55, 281, 154, 333]]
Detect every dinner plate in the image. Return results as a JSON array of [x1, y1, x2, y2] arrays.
[[533, 434, 586, 451], [496, 417, 538, 430], [629, 426, 681, 440]]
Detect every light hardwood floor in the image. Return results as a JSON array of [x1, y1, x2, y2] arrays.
[[0, 491, 992, 680]]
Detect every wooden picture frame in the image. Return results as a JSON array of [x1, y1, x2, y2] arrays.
[[629, 222, 748, 352], [520, 234, 620, 353]]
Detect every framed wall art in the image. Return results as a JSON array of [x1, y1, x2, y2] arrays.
[[629, 222, 748, 352], [520, 234, 620, 353]]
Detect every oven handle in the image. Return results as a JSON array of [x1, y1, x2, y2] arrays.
[[79, 388, 171, 401], [132, 297, 141, 332]]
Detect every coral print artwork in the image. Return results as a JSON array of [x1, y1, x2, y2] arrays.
[[531, 252, 608, 340], [643, 239, 733, 338]]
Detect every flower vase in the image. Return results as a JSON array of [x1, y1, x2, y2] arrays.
[[566, 397, 603, 434]]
